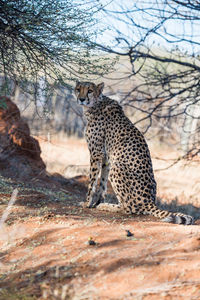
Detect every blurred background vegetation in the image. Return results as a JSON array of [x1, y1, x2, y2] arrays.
[[0, 0, 200, 156]]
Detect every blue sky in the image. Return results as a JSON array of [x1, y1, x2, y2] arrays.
[[97, 0, 200, 55]]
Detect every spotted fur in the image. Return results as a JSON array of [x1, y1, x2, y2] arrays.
[[74, 81, 194, 225]]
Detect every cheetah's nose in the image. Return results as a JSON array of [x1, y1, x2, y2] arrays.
[[79, 98, 85, 103]]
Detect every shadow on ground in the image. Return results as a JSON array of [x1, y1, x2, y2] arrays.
[[0, 173, 200, 226], [0, 172, 200, 299]]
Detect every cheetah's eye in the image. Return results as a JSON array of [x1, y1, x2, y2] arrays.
[[76, 88, 80, 92], [88, 89, 93, 94]]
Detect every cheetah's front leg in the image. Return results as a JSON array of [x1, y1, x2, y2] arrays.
[[83, 158, 101, 208], [95, 157, 110, 206]]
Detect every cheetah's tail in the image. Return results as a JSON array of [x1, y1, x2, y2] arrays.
[[147, 203, 194, 225]]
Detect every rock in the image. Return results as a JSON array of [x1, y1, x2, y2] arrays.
[[0, 96, 46, 179]]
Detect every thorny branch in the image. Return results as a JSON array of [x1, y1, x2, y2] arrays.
[[98, 0, 200, 156]]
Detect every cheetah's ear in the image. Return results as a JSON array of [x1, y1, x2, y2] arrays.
[[97, 82, 104, 95], [75, 80, 80, 87], [74, 80, 80, 92]]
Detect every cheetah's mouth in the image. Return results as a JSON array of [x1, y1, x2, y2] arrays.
[[78, 99, 90, 106]]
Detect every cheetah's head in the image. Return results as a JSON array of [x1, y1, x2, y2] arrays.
[[74, 81, 104, 108]]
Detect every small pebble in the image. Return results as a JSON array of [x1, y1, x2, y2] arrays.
[[88, 237, 96, 246], [126, 230, 134, 237]]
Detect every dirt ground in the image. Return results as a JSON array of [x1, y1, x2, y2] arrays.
[[0, 137, 200, 300]]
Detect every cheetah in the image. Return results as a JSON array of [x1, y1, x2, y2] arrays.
[[74, 81, 194, 225]]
